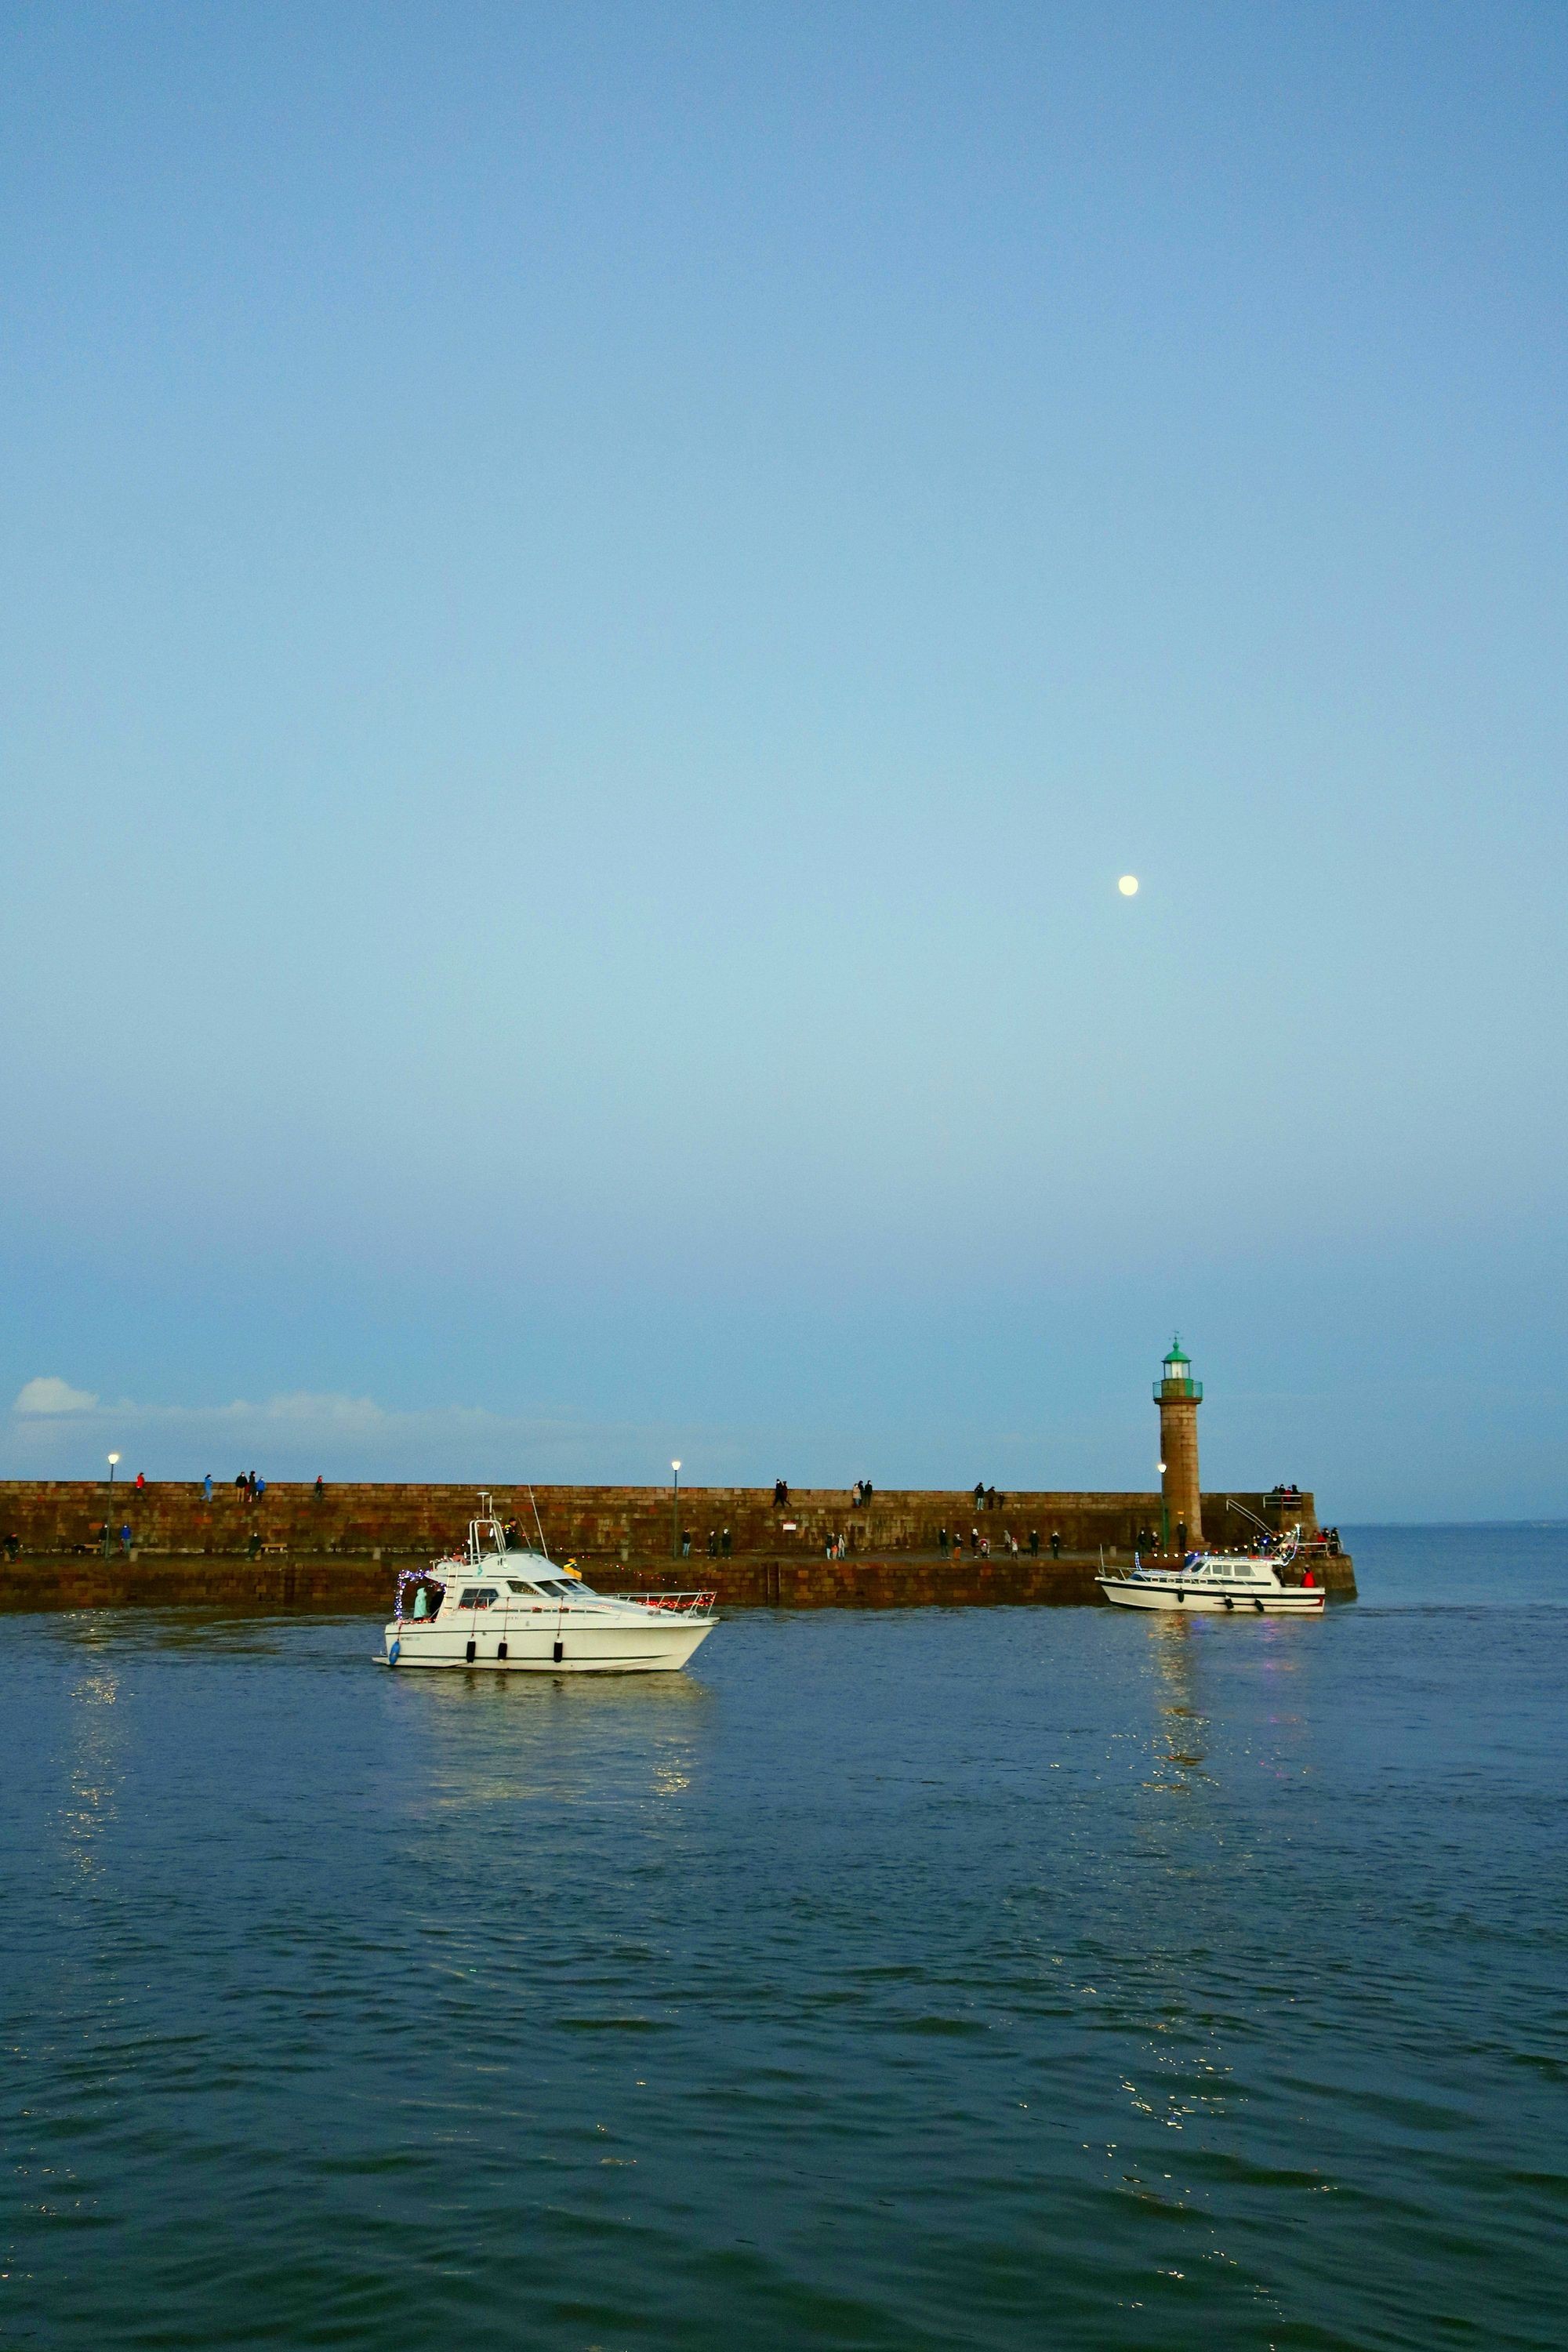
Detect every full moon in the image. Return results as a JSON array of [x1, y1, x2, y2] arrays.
[[1118, 874, 1139, 896]]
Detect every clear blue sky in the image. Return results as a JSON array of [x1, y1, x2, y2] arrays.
[[2, 2, 1564, 1513]]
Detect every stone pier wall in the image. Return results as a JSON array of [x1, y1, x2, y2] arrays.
[[0, 1479, 1321, 1562], [0, 1479, 1352, 1610]]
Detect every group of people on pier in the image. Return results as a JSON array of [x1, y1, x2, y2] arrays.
[[938, 1525, 1060, 1559]]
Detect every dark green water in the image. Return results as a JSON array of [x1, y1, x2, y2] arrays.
[[4, 1526, 1566, 2350]]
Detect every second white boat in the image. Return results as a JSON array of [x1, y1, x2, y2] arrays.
[[1098, 1526, 1326, 1616]]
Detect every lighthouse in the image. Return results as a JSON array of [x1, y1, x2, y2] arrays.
[[1155, 1337, 1203, 1552]]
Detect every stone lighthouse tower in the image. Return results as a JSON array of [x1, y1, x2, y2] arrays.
[[1155, 1337, 1203, 1552]]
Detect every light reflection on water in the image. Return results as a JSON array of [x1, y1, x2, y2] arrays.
[[60, 1655, 123, 1879], [2, 1535, 1566, 2351]]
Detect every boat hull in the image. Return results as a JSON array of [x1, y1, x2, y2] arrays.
[[382, 1617, 715, 1672], [1098, 1577, 1324, 1615]]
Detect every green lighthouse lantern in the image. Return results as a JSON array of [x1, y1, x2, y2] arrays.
[[1157, 1338, 1201, 1402]]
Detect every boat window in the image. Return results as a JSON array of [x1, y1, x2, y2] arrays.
[[457, 1587, 500, 1609], [506, 1580, 532, 1594]]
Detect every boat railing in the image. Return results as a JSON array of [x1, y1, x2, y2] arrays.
[[613, 1589, 718, 1616]]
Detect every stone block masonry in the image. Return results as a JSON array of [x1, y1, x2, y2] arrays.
[[0, 1481, 1355, 1611]]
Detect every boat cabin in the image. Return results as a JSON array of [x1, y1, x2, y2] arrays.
[[397, 1495, 601, 1621]]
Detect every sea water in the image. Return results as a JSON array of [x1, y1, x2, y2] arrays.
[[3, 1525, 1565, 2350]]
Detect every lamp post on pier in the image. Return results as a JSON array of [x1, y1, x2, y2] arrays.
[[104, 1454, 121, 1558], [670, 1461, 681, 1560]]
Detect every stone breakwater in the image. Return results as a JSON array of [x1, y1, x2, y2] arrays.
[[0, 1481, 1355, 1611]]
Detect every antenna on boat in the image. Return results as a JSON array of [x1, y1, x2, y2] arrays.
[[526, 1483, 550, 1561]]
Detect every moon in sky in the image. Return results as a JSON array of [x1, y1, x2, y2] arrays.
[[1118, 874, 1139, 896]]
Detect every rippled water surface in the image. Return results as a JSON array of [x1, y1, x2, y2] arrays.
[[4, 1526, 1566, 2350]]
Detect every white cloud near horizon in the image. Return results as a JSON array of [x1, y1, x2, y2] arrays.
[[0, 1382, 753, 1485], [14, 1376, 99, 1415]]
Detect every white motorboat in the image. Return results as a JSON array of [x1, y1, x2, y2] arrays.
[[1097, 1526, 1326, 1616], [380, 1498, 718, 1673]]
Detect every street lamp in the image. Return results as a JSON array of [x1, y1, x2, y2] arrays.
[[670, 1461, 681, 1560], [107, 1453, 121, 1488], [1157, 1462, 1167, 1550]]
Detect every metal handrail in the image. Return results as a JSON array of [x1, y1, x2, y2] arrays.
[[613, 1589, 718, 1614], [1224, 1496, 1275, 1539]]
